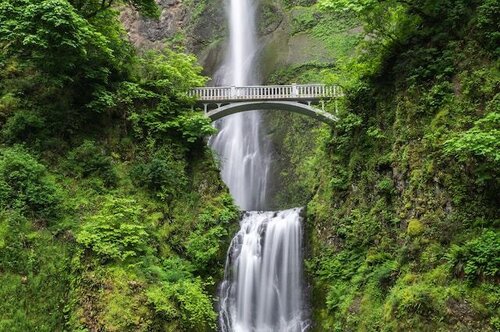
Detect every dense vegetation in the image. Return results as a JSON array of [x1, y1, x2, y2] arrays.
[[0, 0, 498, 331], [0, 1, 238, 331], [266, 0, 499, 330]]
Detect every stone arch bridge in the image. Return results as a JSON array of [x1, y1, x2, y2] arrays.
[[188, 84, 343, 124]]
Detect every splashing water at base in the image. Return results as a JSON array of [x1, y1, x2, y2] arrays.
[[219, 209, 308, 332]]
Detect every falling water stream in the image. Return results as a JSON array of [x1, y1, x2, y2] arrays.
[[209, 0, 270, 211], [210, 0, 308, 331]]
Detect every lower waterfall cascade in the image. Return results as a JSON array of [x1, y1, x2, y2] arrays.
[[218, 209, 308, 332]]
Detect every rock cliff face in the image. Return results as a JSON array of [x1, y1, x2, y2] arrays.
[[120, 0, 227, 75], [120, 0, 187, 49], [120, 0, 335, 79]]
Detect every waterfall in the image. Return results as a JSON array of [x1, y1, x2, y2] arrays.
[[219, 209, 307, 332], [211, 0, 308, 331], [209, 0, 270, 211]]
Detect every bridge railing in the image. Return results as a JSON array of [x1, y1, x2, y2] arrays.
[[189, 84, 343, 102]]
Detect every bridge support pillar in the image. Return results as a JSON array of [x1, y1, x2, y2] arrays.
[[320, 100, 325, 111], [203, 104, 208, 113]]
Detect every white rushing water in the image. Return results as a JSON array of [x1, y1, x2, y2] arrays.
[[211, 0, 307, 331], [209, 0, 270, 211], [219, 209, 306, 332]]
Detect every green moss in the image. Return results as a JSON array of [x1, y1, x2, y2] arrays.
[[407, 219, 424, 237]]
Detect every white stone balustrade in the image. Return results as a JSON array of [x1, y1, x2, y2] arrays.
[[189, 84, 343, 102]]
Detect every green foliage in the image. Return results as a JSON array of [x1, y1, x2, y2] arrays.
[[278, 1, 500, 331], [165, 113, 216, 143], [77, 196, 149, 262], [0, 146, 62, 221], [170, 278, 217, 330], [444, 111, 500, 186], [1, 111, 45, 144], [146, 285, 180, 321], [122, 0, 159, 18], [446, 230, 500, 280], [444, 111, 500, 164], [291, 6, 317, 34], [185, 226, 227, 269], [0, 210, 71, 331], [384, 280, 444, 321], [184, 193, 239, 273], [127, 49, 213, 145], [131, 147, 188, 201], [320, 0, 381, 13], [65, 140, 118, 187], [376, 176, 394, 194], [69, 0, 159, 18], [147, 278, 217, 331], [475, 0, 500, 54], [0, 0, 230, 330], [0, 0, 113, 82], [325, 282, 350, 312], [330, 110, 362, 150]]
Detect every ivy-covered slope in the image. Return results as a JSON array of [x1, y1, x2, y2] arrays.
[[0, 1, 238, 331], [266, 0, 499, 330]]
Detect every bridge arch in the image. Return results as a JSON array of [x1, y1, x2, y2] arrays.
[[205, 101, 338, 124]]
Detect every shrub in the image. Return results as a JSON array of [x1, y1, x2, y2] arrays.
[[77, 196, 149, 262], [0, 146, 61, 221], [147, 278, 216, 331], [326, 282, 350, 312], [163, 113, 216, 144], [169, 278, 217, 331], [292, 7, 317, 34], [446, 230, 500, 280], [185, 226, 227, 270], [65, 140, 117, 187], [1, 111, 45, 144], [443, 111, 500, 184], [385, 282, 443, 321], [475, 0, 500, 54], [131, 148, 187, 201], [370, 260, 399, 291]]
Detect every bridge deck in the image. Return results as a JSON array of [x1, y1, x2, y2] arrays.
[[189, 84, 343, 103]]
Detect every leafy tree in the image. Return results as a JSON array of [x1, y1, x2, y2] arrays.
[[0, 0, 113, 82], [127, 49, 214, 145]]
